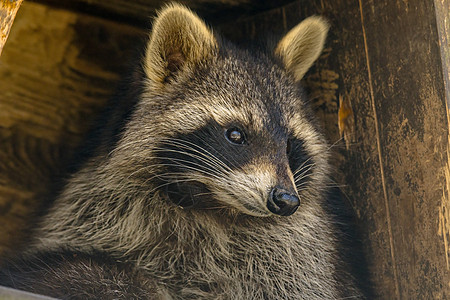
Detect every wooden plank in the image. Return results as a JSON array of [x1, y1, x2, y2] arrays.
[[0, 285, 56, 300], [435, 1, 450, 287], [0, 1, 145, 256], [28, 0, 296, 27], [360, 1, 449, 298], [0, 0, 24, 56]]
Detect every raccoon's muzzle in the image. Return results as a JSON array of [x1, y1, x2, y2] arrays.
[[267, 187, 300, 216]]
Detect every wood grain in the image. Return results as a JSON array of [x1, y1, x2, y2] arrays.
[[0, 1, 145, 256], [360, 1, 448, 298], [28, 0, 296, 27], [0, 0, 24, 56]]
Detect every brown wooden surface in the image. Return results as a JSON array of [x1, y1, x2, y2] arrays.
[[435, 0, 450, 297], [0, 1, 145, 256], [0, 0, 24, 56], [0, 0, 449, 298], [29, 0, 296, 27], [358, 2, 447, 298]]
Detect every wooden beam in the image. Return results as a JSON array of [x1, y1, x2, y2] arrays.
[[359, 1, 448, 297], [0, 285, 55, 300], [0, 0, 23, 56], [27, 0, 296, 27]]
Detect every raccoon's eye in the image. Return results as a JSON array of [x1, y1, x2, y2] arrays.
[[225, 128, 246, 145]]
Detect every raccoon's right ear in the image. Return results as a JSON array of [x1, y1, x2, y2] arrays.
[[275, 16, 329, 81], [144, 4, 218, 88]]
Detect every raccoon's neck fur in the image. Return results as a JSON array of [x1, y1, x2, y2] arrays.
[[28, 157, 352, 299]]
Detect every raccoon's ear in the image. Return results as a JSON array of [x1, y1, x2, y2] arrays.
[[144, 4, 218, 88], [275, 16, 329, 81]]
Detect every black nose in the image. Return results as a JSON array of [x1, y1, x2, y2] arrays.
[[267, 188, 300, 216]]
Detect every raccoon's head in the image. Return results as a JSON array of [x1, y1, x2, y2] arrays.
[[120, 4, 329, 217]]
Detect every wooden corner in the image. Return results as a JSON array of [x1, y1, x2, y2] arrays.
[[0, 0, 23, 56]]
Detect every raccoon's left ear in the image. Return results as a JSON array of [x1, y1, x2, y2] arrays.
[[144, 4, 218, 88], [275, 16, 329, 81]]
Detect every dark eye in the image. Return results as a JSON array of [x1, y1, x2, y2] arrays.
[[286, 139, 292, 155], [225, 127, 246, 145]]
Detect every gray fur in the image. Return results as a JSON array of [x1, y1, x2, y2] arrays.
[[1, 3, 365, 299]]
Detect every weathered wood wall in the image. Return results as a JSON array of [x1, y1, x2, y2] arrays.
[[0, 0, 449, 298], [0, 1, 146, 255]]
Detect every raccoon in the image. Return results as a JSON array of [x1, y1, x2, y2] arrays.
[[0, 3, 369, 299]]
